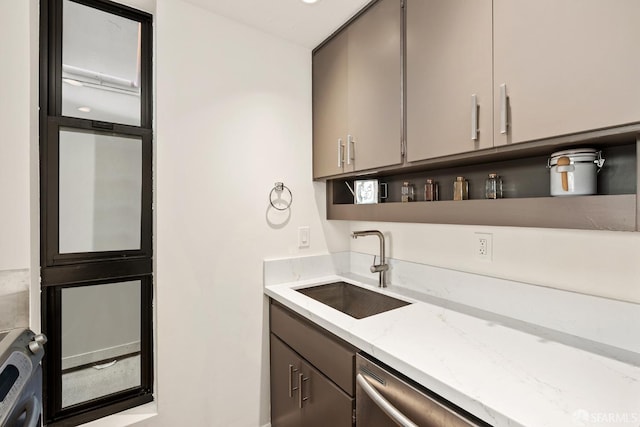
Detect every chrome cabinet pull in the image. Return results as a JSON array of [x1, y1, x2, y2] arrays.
[[337, 138, 344, 168], [347, 135, 354, 165], [356, 373, 418, 427], [298, 373, 309, 408], [288, 364, 299, 398], [499, 83, 508, 134], [471, 94, 479, 141]]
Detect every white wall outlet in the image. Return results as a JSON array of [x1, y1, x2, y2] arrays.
[[298, 226, 310, 248], [475, 232, 492, 261]]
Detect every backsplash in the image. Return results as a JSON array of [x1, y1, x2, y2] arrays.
[[264, 252, 640, 360], [0, 269, 30, 332], [263, 252, 350, 286]]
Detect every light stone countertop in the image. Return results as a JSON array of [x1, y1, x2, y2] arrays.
[[265, 274, 640, 427]]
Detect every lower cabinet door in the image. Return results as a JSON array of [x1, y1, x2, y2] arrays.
[[271, 333, 355, 427], [300, 359, 354, 427], [270, 334, 302, 427]]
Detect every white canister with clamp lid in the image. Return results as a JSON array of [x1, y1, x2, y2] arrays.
[[547, 148, 605, 196]]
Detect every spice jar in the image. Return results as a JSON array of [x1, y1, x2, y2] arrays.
[[453, 176, 468, 201], [401, 181, 415, 203], [424, 179, 438, 201], [485, 173, 503, 199]]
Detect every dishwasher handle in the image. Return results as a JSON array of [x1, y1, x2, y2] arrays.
[[356, 373, 418, 427]]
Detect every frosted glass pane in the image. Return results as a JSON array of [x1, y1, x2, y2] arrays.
[[62, 0, 141, 126], [59, 128, 142, 253], [61, 281, 141, 407]]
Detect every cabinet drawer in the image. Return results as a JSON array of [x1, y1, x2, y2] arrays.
[[270, 301, 356, 396]]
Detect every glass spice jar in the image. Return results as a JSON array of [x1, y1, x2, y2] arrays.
[[485, 173, 503, 199], [453, 176, 468, 201], [424, 179, 438, 201], [401, 181, 415, 202]]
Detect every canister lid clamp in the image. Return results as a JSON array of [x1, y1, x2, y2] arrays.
[[547, 148, 605, 171]]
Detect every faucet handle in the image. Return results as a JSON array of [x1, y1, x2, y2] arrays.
[[370, 254, 389, 272], [370, 264, 389, 273]]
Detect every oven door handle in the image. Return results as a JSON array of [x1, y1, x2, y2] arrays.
[[356, 373, 418, 427]]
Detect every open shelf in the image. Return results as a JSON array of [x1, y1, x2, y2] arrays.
[[326, 140, 639, 231], [328, 194, 637, 231]]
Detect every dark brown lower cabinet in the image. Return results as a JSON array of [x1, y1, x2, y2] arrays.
[[270, 300, 357, 427], [270, 335, 353, 427]]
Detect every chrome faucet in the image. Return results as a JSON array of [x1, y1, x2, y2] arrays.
[[351, 230, 389, 288]]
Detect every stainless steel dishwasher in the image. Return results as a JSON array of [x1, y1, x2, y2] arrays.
[[356, 354, 488, 427]]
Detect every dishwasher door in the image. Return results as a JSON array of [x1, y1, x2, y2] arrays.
[[355, 354, 486, 427]]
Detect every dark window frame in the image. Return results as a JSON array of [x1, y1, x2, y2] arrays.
[[39, 0, 154, 425], [42, 276, 154, 425], [43, 120, 153, 268]]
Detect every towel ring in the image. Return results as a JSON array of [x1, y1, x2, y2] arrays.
[[269, 182, 292, 211]]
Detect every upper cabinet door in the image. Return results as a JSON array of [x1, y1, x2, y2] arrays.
[[347, 0, 403, 172], [313, 31, 350, 179], [312, 0, 402, 179], [494, 0, 640, 146], [406, 0, 493, 162]]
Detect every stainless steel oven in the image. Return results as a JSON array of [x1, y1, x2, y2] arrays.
[[0, 329, 46, 427], [356, 354, 488, 427]]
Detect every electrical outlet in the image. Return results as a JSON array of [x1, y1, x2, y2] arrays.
[[475, 232, 492, 261]]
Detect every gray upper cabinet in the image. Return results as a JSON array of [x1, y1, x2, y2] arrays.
[[493, 0, 640, 146], [313, 31, 349, 178], [313, 0, 402, 179], [407, 0, 640, 162], [321, 0, 639, 231], [406, 0, 493, 162]]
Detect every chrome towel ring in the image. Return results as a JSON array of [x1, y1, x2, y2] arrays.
[[269, 182, 292, 211]]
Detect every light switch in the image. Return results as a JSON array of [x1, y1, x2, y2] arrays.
[[298, 226, 310, 248]]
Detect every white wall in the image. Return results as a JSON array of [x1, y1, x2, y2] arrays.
[[0, 0, 39, 330], [150, 1, 348, 426], [0, 0, 33, 271], [350, 222, 640, 303]]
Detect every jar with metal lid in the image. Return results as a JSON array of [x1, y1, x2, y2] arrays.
[[424, 179, 438, 201], [401, 181, 415, 202], [453, 176, 468, 201], [547, 148, 605, 196], [485, 173, 503, 199]]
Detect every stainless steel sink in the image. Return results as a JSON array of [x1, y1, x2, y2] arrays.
[[296, 281, 410, 319]]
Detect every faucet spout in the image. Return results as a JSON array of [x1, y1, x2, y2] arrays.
[[351, 230, 388, 288]]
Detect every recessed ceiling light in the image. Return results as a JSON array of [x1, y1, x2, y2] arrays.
[[78, 106, 91, 113], [302, 0, 319, 4], [63, 78, 83, 87]]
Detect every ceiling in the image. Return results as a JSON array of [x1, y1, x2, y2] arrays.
[[181, 0, 372, 48]]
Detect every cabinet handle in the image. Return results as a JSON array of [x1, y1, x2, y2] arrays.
[[288, 364, 299, 398], [337, 138, 344, 168], [347, 135, 354, 165], [471, 94, 479, 141], [499, 84, 508, 134], [298, 373, 309, 408]]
